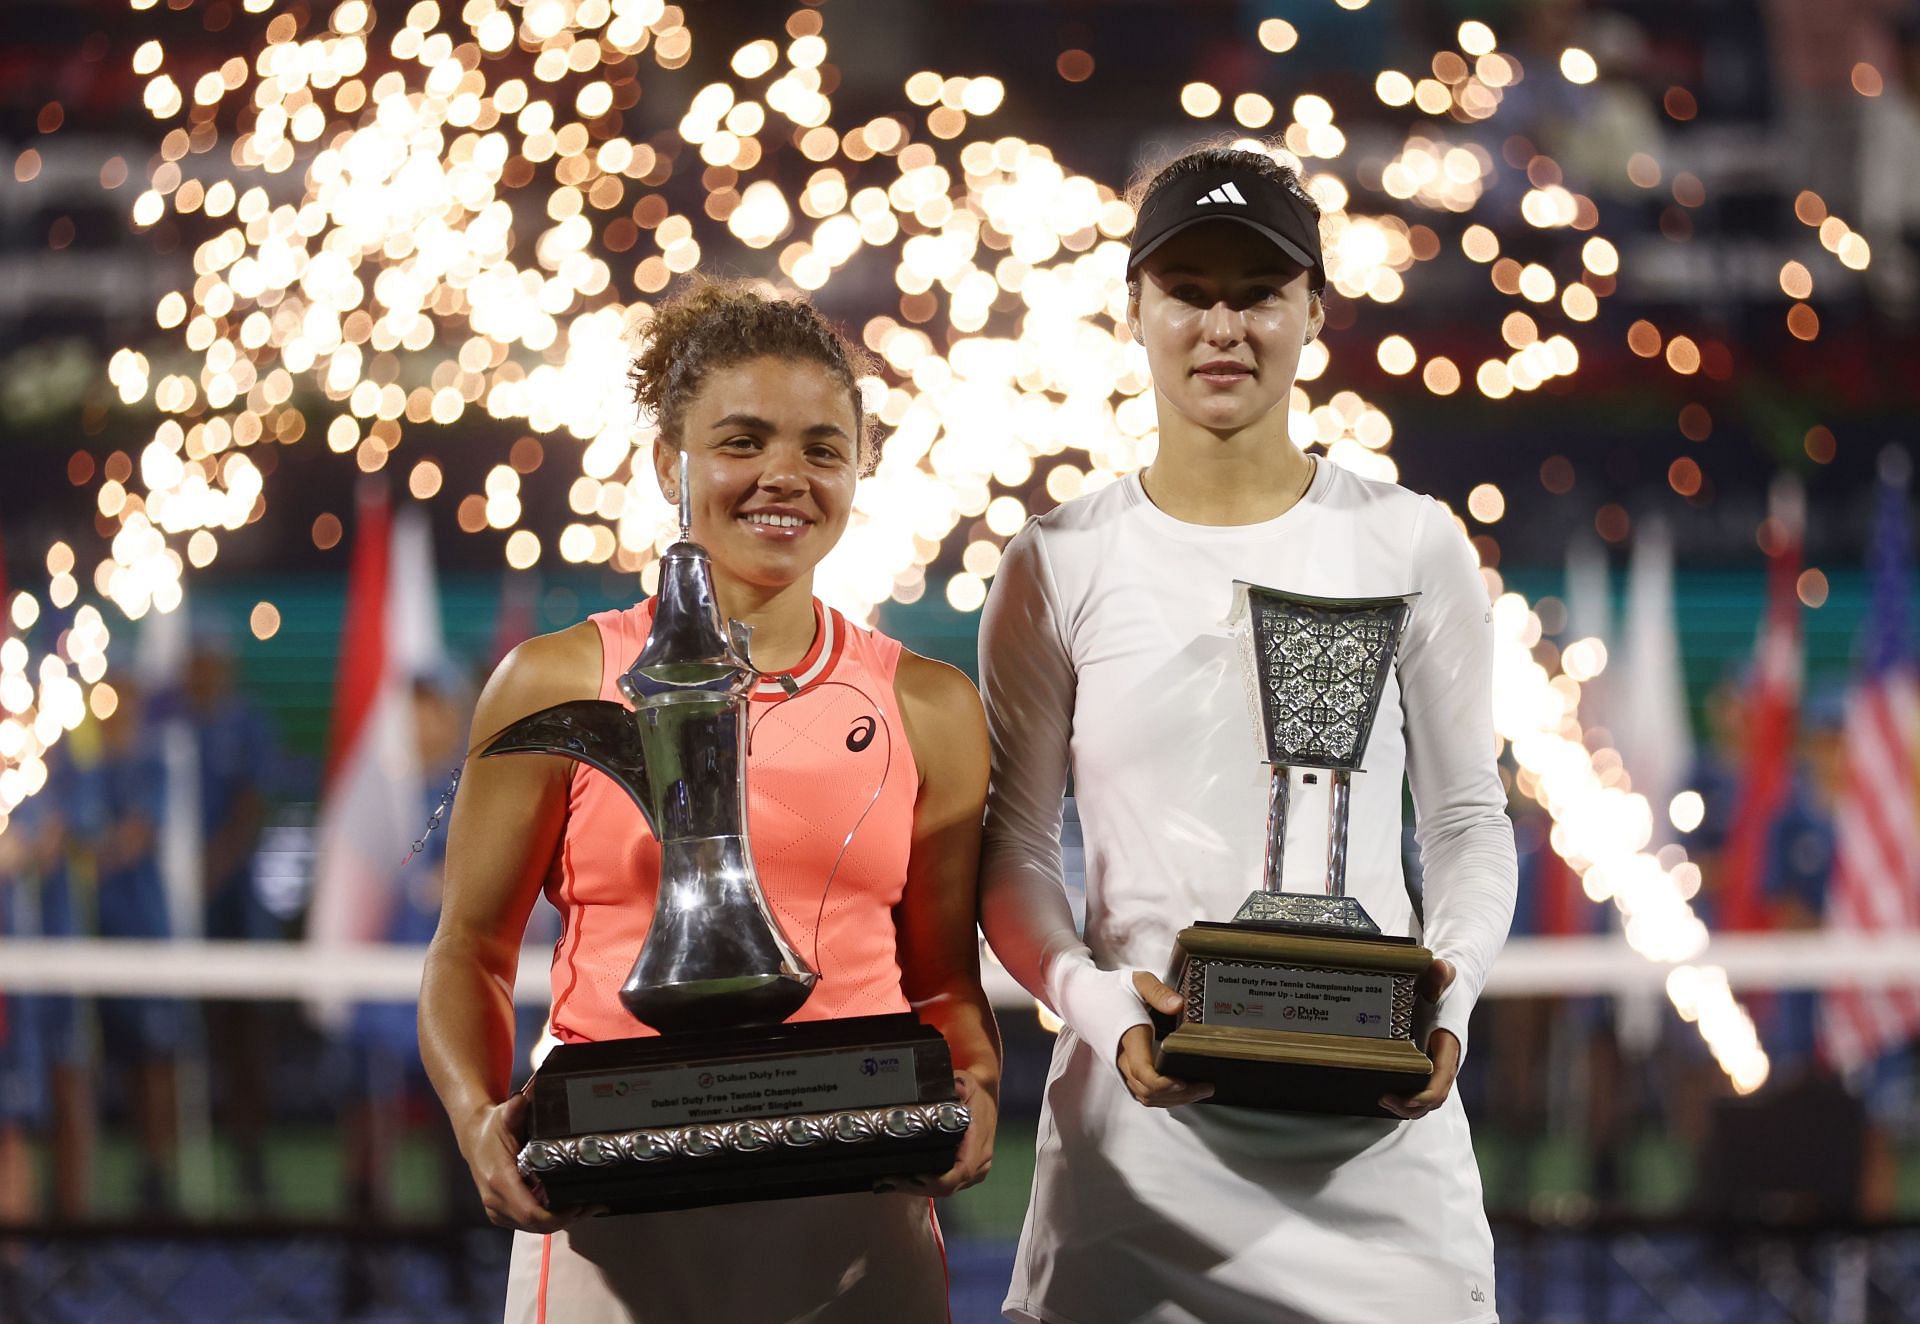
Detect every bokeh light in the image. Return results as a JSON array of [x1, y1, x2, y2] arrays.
[[5, 0, 1760, 1089]]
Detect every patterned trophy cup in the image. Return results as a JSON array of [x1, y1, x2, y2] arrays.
[[479, 457, 967, 1214], [1152, 582, 1436, 1117]]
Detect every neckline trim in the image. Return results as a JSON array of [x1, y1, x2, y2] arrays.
[[631, 596, 840, 699], [1123, 456, 1331, 540], [752, 599, 837, 697]]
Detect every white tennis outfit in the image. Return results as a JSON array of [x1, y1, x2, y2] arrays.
[[979, 463, 1516, 1324]]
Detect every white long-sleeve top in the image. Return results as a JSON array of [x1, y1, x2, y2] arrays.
[[980, 462, 1516, 1324]]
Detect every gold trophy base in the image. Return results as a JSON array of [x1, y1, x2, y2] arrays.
[[1152, 915, 1433, 1118]]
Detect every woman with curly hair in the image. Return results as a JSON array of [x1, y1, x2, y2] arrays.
[[421, 283, 1000, 1323]]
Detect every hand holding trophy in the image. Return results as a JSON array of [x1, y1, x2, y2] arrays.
[[1152, 582, 1436, 1116]]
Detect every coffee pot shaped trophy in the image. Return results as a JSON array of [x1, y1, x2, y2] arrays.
[[1152, 582, 1436, 1117], [480, 457, 968, 1214]]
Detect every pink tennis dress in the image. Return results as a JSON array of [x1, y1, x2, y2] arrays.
[[503, 599, 952, 1324]]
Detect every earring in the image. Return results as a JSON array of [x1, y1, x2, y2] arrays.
[[663, 486, 678, 502]]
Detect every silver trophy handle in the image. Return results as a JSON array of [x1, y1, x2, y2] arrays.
[[1262, 764, 1289, 894], [1326, 768, 1352, 899]]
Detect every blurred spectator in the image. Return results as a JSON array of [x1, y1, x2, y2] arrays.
[[339, 672, 479, 1311], [1517, 6, 1671, 202], [341, 671, 471, 1222], [151, 628, 282, 1208], [75, 679, 184, 1214], [1475, 798, 1561, 1211], [1766, 0, 1904, 222], [0, 792, 62, 1223], [1860, 18, 1920, 310], [32, 749, 95, 1224], [1680, 678, 1747, 928], [1757, 692, 1845, 1079]]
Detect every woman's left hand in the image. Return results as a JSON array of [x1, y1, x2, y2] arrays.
[[1379, 957, 1459, 1122], [884, 1068, 997, 1198]]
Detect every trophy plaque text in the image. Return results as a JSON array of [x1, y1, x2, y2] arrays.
[[1153, 583, 1435, 1117], [520, 1015, 966, 1214]]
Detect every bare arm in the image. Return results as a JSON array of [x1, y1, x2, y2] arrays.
[[892, 651, 1001, 1195], [418, 621, 599, 1231]]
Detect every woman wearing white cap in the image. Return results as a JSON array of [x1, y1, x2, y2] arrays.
[[979, 143, 1516, 1323]]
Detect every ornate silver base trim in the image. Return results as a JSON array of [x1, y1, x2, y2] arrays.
[[1232, 892, 1380, 932], [518, 1101, 971, 1180]]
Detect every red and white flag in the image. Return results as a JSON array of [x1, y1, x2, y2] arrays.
[[307, 483, 444, 955], [1615, 515, 1694, 846], [1718, 477, 1805, 932], [1820, 449, 1920, 1075]]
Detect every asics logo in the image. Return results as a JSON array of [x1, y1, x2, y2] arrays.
[[846, 716, 876, 752]]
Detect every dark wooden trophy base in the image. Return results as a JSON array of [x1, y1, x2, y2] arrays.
[[519, 1013, 968, 1214], [1153, 909, 1434, 1118]]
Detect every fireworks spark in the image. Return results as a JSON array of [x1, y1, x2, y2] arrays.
[[4, 0, 1783, 1088]]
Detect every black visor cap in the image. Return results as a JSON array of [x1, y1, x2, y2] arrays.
[[1127, 164, 1326, 293]]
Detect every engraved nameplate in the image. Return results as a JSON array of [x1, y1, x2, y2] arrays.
[[1201, 963, 1398, 1039], [565, 1047, 918, 1133]]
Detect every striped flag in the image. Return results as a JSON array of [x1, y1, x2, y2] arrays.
[[1719, 477, 1805, 931], [307, 483, 446, 959], [1819, 449, 1920, 1075]]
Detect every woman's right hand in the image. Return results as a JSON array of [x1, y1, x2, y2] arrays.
[[458, 1092, 594, 1234], [1114, 972, 1213, 1108]]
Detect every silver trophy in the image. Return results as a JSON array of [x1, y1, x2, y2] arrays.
[[480, 455, 967, 1211], [486, 458, 814, 1032], [1152, 581, 1434, 1115], [1229, 582, 1416, 930]]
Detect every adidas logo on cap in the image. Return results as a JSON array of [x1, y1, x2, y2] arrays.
[[1195, 182, 1248, 206]]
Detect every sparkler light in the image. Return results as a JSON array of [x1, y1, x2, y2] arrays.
[[6, 0, 1799, 1089]]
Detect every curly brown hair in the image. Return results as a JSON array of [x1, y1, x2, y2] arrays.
[[629, 281, 880, 473]]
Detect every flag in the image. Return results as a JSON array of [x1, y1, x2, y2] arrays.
[[1564, 533, 1614, 740], [1819, 449, 1920, 1074], [135, 587, 205, 943], [307, 484, 446, 956], [1614, 515, 1695, 846], [1718, 477, 1805, 932], [1533, 838, 1587, 937]]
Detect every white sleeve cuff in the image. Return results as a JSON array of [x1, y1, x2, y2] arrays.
[[1045, 950, 1152, 1070], [1426, 956, 1482, 1063]]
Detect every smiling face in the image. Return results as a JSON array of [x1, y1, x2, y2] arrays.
[[1129, 222, 1323, 438], [653, 355, 862, 593]]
